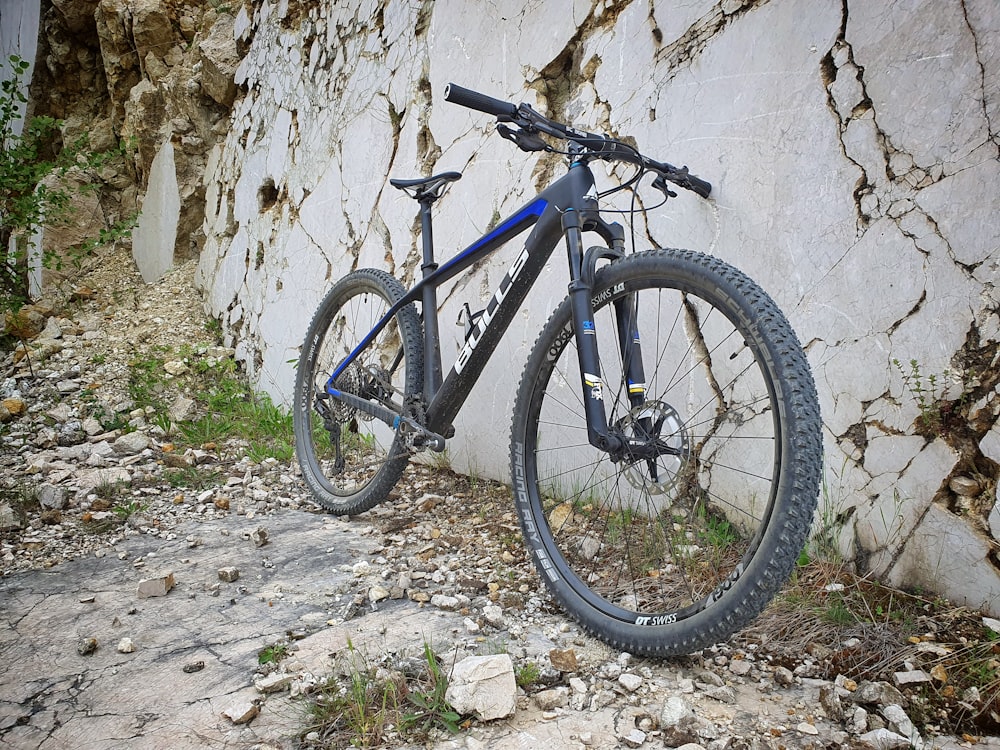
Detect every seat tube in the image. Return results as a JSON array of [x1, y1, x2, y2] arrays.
[[419, 201, 444, 403], [562, 208, 620, 455]]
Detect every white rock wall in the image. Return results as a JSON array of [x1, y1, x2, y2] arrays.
[[195, 0, 1000, 610], [0, 0, 39, 84]]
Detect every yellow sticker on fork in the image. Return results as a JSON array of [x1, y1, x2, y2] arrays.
[[583, 373, 603, 401]]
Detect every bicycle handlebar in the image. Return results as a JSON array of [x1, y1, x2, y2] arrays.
[[444, 82, 712, 199], [443, 83, 517, 119]]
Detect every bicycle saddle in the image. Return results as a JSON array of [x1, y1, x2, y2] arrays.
[[390, 171, 462, 201]]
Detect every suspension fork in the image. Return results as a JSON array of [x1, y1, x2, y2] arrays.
[[612, 294, 648, 408], [565, 206, 657, 463], [613, 291, 661, 479], [563, 208, 627, 457]]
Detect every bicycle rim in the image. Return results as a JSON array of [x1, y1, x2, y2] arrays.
[[513, 250, 819, 649], [294, 270, 422, 512]]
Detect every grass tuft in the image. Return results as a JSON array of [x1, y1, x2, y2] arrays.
[[301, 640, 464, 748]]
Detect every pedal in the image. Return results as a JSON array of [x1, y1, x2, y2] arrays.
[[457, 303, 485, 340]]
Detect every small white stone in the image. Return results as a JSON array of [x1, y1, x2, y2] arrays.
[[892, 669, 931, 686], [620, 728, 646, 748], [116, 637, 136, 653], [482, 604, 504, 627], [368, 584, 390, 602], [351, 560, 370, 576], [983, 616, 1000, 635], [430, 593, 460, 611], [255, 673, 294, 693], [534, 687, 569, 710], [857, 728, 910, 749], [773, 666, 795, 686], [729, 659, 752, 676], [222, 699, 259, 724], [137, 571, 175, 598], [618, 673, 643, 692]]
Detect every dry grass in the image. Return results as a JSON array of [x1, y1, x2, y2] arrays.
[[741, 559, 1000, 736]]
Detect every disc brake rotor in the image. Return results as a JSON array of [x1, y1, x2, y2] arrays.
[[615, 400, 691, 496]]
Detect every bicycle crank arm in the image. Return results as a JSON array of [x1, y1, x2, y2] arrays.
[[326, 388, 447, 451]]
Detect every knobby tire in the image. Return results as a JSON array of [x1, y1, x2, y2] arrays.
[[510, 248, 822, 656], [293, 269, 423, 515]]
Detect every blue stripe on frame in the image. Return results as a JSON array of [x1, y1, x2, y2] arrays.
[[326, 197, 548, 389], [436, 198, 548, 276]]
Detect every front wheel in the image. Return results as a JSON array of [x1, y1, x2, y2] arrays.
[[293, 269, 424, 515], [510, 249, 821, 656]]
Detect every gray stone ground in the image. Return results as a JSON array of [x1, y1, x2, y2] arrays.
[[2, 506, 998, 750], [1, 511, 368, 748], [0, 509, 652, 750], [0, 509, 637, 750]]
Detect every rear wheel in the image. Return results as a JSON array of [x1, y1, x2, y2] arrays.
[[510, 249, 821, 655], [293, 269, 423, 514]]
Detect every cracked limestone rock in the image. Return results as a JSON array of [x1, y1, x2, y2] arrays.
[[162, 0, 1000, 616], [445, 653, 516, 721], [137, 571, 175, 598]]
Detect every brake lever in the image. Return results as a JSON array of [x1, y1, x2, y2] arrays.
[[497, 123, 549, 153], [651, 174, 677, 200]]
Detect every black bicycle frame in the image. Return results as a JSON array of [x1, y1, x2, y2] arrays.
[[325, 158, 646, 457]]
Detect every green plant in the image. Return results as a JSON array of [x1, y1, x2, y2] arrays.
[[0, 484, 37, 520], [302, 640, 465, 747], [94, 478, 125, 502], [697, 506, 739, 549], [111, 498, 145, 520], [809, 460, 848, 563], [179, 373, 294, 461], [514, 661, 541, 689], [1, 55, 132, 318], [893, 357, 948, 431], [400, 643, 462, 737], [203, 316, 223, 340], [127, 353, 169, 412], [124, 346, 294, 460], [304, 640, 402, 748], [151, 411, 173, 435], [163, 465, 221, 490], [258, 641, 290, 665]]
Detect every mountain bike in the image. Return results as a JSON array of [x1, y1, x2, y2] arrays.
[[293, 83, 822, 656]]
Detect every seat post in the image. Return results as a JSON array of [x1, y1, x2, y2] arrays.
[[418, 199, 443, 402], [388, 171, 461, 405]]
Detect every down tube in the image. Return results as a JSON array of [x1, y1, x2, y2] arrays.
[[426, 203, 565, 434]]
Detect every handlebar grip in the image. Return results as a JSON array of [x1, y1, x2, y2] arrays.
[[686, 174, 712, 198], [444, 83, 518, 119]]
